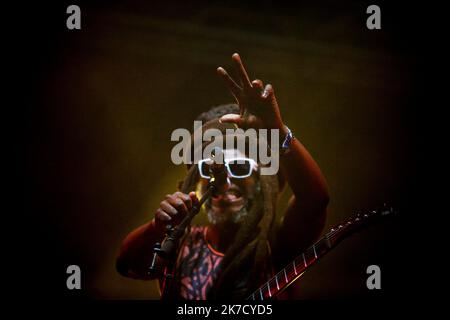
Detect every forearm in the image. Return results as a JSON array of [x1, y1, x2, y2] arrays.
[[271, 128, 329, 259], [279, 126, 329, 208], [116, 219, 166, 279]]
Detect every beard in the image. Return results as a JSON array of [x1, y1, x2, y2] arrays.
[[205, 181, 260, 226], [206, 200, 249, 225]]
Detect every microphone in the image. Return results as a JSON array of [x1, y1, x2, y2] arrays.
[[208, 148, 231, 196], [155, 148, 229, 260]]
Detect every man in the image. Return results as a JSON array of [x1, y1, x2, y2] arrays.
[[116, 53, 329, 300]]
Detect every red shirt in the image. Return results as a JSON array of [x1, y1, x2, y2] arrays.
[[162, 225, 273, 300]]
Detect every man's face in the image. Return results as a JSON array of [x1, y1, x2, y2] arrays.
[[199, 149, 259, 225]]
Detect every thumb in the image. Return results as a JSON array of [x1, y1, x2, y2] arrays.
[[189, 191, 200, 208], [219, 113, 243, 126]]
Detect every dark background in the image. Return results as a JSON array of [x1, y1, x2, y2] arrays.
[[14, 0, 426, 301]]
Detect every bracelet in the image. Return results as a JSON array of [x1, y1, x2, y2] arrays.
[[281, 126, 294, 153]]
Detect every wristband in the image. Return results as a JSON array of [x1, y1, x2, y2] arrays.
[[281, 126, 294, 152]]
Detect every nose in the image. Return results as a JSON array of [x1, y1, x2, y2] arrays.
[[209, 162, 231, 195]]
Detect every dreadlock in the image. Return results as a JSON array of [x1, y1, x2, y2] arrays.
[[211, 173, 279, 300], [178, 164, 279, 300], [175, 103, 280, 300]]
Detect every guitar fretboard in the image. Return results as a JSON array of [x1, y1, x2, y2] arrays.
[[246, 205, 395, 300], [247, 233, 334, 300]]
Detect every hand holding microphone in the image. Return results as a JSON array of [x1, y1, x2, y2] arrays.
[[154, 191, 199, 234], [156, 147, 230, 260]]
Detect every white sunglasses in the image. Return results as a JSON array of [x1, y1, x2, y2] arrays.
[[198, 157, 258, 179]]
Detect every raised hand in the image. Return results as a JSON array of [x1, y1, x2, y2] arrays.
[[217, 53, 285, 131]]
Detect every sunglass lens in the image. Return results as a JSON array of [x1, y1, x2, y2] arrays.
[[228, 160, 251, 177], [199, 161, 211, 178]]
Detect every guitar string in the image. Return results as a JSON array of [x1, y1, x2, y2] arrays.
[[250, 210, 389, 298], [254, 227, 341, 298]]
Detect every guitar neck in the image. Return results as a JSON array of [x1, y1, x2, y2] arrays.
[[247, 231, 336, 300], [247, 205, 394, 300]]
